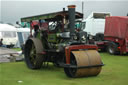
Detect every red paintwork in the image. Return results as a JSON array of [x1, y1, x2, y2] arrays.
[[65, 45, 98, 64], [104, 16, 128, 54], [104, 16, 128, 39], [31, 21, 40, 28], [96, 41, 108, 49]]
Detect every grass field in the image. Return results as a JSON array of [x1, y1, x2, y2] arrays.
[[11, 48, 21, 51], [0, 52, 128, 85]]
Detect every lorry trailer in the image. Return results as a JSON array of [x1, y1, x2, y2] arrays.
[[97, 16, 128, 54]]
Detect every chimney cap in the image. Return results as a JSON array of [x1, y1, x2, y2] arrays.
[[67, 5, 76, 8]]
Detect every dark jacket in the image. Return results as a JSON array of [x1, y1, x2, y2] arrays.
[[0, 41, 3, 46]]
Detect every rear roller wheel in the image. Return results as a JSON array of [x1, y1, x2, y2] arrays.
[[64, 50, 102, 78], [24, 38, 44, 69]]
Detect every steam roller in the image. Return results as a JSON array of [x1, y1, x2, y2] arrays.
[[22, 5, 104, 78]]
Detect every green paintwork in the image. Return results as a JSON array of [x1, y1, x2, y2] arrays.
[[21, 11, 83, 22], [36, 31, 41, 40], [21, 14, 56, 22], [21, 22, 30, 28], [48, 34, 57, 43]]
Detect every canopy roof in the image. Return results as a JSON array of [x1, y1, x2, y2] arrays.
[[21, 11, 83, 22]]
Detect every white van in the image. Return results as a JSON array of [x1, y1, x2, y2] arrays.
[[0, 24, 18, 47]]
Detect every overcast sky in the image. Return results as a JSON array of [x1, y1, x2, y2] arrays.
[[0, 0, 128, 24]]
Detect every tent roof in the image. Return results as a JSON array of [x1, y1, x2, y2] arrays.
[[0, 24, 17, 31]]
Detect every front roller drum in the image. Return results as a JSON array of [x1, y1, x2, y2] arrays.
[[64, 50, 103, 77]]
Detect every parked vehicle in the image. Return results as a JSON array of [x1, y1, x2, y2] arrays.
[[97, 16, 128, 54], [0, 24, 18, 48], [83, 12, 111, 41]]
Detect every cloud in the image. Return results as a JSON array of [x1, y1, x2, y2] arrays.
[[1, 0, 128, 24]]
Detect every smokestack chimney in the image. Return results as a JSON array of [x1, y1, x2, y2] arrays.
[[68, 5, 76, 39]]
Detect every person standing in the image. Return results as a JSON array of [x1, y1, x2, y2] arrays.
[[0, 38, 6, 47], [30, 21, 40, 37], [0, 38, 3, 46]]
